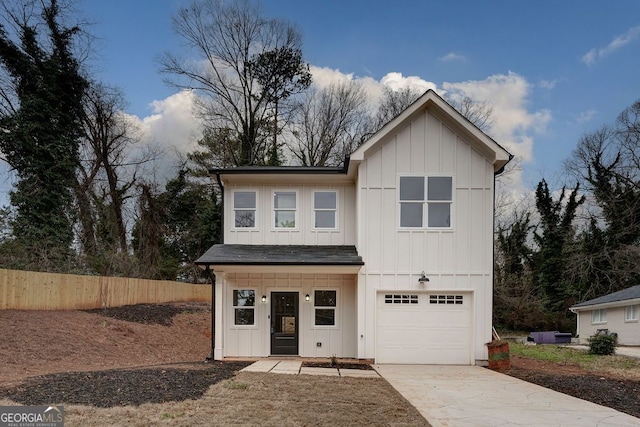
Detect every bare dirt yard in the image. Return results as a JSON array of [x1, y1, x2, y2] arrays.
[[508, 354, 640, 419], [0, 303, 428, 426]]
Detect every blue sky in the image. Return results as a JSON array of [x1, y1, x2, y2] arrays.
[[78, 1, 640, 191]]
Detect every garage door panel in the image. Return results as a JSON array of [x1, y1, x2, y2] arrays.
[[376, 292, 472, 364]]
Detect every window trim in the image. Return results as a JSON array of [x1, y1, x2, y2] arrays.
[[232, 190, 258, 230], [398, 175, 454, 230], [591, 308, 607, 325], [272, 190, 299, 230], [312, 289, 338, 328], [231, 289, 257, 328], [312, 190, 338, 230], [625, 305, 638, 323]]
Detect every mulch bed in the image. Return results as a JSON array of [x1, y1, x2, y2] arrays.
[[83, 302, 210, 326], [507, 365, 640, 419], [302, 361, 374, 370], [0, 361, 250, 408]]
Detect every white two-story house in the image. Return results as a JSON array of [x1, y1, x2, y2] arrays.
[[196, 90, 511, 365]]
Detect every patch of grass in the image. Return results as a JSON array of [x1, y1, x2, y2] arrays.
[[510, 343, 640, 374], [224, 380, 248, 390]]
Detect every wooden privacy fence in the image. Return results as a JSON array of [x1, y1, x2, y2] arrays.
[[0, 269, 212, 310]]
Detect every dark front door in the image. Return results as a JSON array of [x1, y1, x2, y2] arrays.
[[271, 292, 299, 355]]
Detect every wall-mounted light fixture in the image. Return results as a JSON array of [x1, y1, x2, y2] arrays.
[[305, 293, 310, 302], [418, 272, 430, 283], [261, 295, 267, 303]]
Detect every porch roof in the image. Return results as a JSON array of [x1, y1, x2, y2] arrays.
[[195, 244, 364, 269]]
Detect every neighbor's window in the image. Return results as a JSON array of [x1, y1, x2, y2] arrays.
[[233, 289, 255, 325], [314, 191, 337, 229], [233, 191, 256, 228], [399, 176, 452, 228], [274, 191, 297, 228], [591, 308, 607, 324], [625, 305, 638, 322], [314, 290, 337, 326]]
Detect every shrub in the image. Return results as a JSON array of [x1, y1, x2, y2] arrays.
[[587, 333, 617, 355]]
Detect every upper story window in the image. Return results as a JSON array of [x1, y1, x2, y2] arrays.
[[233, 191, 256, 228], [399, 176, 452, 228], [274, 191, 297, 228], [313, 191, 337, 229]]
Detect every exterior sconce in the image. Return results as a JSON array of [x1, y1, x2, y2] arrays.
[[261, 295, 267, 303], [305, 293, 310, 302], [418, 272, 430, 283]]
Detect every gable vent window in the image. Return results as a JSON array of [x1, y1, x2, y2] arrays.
[[429, 295, 463, 305], [384, 294, 419, 304]]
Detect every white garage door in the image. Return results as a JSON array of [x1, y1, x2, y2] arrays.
[[376, 292, 472, 364]]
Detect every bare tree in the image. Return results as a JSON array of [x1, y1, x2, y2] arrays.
[[160, 0, 307, 166], [75, 82, 153, 273], [289, 81, 368, 166], [373, 86, 422, 131], [449, 95, 494, 133]]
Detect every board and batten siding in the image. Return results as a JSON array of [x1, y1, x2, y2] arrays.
[[223, 184, 356, 246], [218, 272, 357, 358], [356, 110, 495, 363]]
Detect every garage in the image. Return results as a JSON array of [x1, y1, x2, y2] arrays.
[[376, 292, 472, 364]]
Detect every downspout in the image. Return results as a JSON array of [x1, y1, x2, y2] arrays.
[[205, 265, 216, 362], [205, 172, 224, 362]]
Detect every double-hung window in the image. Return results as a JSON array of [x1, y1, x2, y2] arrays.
[[314, 191, 337, 229], [399, 176, 453, 228], [273, 191, 297, 228], [625, 305, 638, 322], [233, 290, 255, 326], [591, 308, 607, 324], [233, 191, 256, 228], [314, 290, 337, 326]]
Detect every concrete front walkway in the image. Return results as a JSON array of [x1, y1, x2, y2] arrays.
[[241, 359, 380, 378], [375, 365, 640, 427]]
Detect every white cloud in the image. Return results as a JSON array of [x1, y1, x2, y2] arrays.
[[439, 52, 466, 62], [581, 25, 640, 65], [539, 79, 559, 90], [576, 109, 597, 124], [443, 72, 551, 189], [126, 90, 203, 183]]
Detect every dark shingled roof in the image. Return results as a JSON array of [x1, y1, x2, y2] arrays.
[[195, 244, 363, 266], [571, 285, 640, 309]]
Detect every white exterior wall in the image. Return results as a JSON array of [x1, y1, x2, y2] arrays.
[[577, 306, 640, 345], [215, 272, 357, 358], [223, 184, 356, 246], [356, 111, 495, 363]]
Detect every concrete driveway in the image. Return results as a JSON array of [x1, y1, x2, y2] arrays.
[[375, 365, 640, 427]]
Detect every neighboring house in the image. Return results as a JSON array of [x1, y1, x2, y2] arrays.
[[570, 285, 640, 345], [196, 90, 511, 365]]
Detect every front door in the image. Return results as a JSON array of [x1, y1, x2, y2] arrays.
[[271, 292, 299, 355]]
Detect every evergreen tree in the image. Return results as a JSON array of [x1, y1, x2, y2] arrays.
[[0, 0, 87, 270]]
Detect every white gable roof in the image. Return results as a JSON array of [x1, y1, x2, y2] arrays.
[[350, 89, 512, 173]]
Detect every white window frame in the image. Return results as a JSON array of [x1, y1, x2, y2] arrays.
[[591, 308, 607, 325], [625, 305, 638, 322], [312, 289, 338, 328], [232, 190, 257, 229], [398, 175, 454, 229], [313, 190, 338, 230], [272, 190, 298, 230], [232, 289, 256, 327]]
